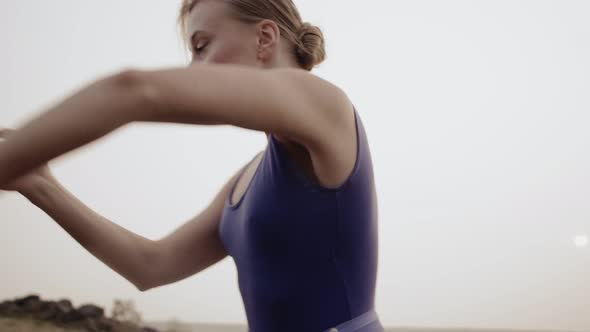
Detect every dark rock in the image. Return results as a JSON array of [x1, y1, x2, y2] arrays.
[[84, 317, 101, 332], [79, 304, 105, 318], [34, 301, 59, 320], [14, 294, 40, 307], [1, 294, 159, 332], [56, 299, 74, 313], [0, 301, 16, 316], [96, 316, 116, 332], [23, 298, 43, 312], [0, 300, 10, 311], [59, 308, 85, 323], [83, 316, 117, 332], [54, 299, 76, 322]]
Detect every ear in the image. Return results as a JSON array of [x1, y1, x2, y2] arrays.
[[256, 19, 281, 61]]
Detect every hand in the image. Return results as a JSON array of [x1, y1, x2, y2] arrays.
[[0, 127, 54, 193]]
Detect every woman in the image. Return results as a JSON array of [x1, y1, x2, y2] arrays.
[[0, 0, 383, 331]]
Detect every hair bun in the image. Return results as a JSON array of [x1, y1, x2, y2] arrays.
[[296, 22, 315, 39], [295, 22, 326, 71]]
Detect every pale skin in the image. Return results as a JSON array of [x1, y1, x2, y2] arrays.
[[0, 0, 358, 291]]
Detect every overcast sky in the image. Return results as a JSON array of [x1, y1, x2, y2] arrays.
[[1, 1, 589, 331]]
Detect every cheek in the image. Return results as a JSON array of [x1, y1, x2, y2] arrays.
[[209, 41, 256, 64]]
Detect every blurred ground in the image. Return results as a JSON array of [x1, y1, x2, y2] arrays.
[[1, 316, 572, 332], [0, 317, 85, 332]]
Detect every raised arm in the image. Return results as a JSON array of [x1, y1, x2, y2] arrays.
[[0, 64, 351, 188], [0, 71, 147, 188]]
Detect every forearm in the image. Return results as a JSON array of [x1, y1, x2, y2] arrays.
[[0, 71, 145, 188], [21, 175, 157, 291]]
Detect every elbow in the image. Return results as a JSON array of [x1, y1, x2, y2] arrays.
[[129, 238, 160, 292], [132, 271, 154, 292], [111, 69, 159, 122], [134, 272, 156, 292], [136, 283, 150, 292], [113, 69, 143, 86]]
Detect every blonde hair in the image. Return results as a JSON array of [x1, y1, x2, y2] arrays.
[[177, 0, 326, 71]]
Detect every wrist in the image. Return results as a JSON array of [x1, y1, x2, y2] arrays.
[[19, 175, 57, 201]]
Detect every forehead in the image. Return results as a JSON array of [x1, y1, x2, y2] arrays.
[[186, 0, 233, 36]]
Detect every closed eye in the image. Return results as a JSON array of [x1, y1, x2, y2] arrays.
[[193, 42, 208, 54]]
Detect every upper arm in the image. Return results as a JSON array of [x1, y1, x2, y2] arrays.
[[143, 160, 246, 290], [138, 64, 352, 153]]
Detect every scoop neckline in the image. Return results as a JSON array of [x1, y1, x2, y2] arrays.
[[225, 104, 361, 208]]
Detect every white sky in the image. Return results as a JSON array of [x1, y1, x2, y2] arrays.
[[1, 1, 589, 331]]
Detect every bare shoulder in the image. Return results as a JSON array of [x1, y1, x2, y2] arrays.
[[269, 69, 358, 188], [273, 68, 351, 123]]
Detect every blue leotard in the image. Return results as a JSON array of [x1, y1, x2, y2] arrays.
[[219, 106, 383, 332]]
